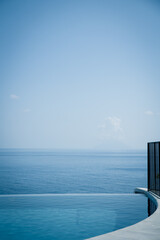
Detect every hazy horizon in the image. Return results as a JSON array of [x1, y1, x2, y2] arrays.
[[1, 0, 160, 151], [0, 147, 147, 154]]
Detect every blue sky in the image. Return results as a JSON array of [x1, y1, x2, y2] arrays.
[[0, 0, 160, 150]]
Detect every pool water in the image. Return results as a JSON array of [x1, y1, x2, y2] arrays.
[[0, 194, 148, 240]]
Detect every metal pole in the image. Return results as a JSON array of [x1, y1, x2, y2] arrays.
[[147, 142, 150, 191]]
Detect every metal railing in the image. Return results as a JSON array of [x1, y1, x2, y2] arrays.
[[148, 141, 160, 196]]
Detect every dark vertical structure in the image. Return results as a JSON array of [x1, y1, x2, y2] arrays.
[[148, 141, 160, 196], [148, 198, 157, 216]]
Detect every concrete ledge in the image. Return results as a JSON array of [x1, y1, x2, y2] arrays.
[[86, 188, 160, 240]]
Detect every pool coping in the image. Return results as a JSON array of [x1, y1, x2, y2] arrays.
[[86, 188, 160, 240]]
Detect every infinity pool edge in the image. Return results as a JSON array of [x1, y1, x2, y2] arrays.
[[86, 188, 160, 240]]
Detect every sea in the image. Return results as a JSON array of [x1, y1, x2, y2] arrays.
[[0, 149, 147, 194], [0, 149, 148, 240]]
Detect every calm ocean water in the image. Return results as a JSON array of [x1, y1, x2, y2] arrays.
[[0, 150, 148, 240], [0, 150, 147, 194]]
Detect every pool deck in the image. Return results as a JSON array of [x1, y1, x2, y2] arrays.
[[86, 188, 160, 240]]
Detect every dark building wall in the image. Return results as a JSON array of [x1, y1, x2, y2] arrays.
[[148, 142, 160, 196]]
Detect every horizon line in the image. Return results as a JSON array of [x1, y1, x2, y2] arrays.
[[0, 147, 146, 153]]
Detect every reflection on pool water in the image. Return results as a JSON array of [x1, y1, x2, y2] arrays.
[[0, 194, 148, 240]]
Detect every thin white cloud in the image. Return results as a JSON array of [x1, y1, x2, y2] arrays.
[[10, 94, 19, 100], [145, 110, 154, 115], [98, 124, 106, 129], [98, 116, 124, 141], [23, 108, 31, 113], [106, 116, 122, 132]]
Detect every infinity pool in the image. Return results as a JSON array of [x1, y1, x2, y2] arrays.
[[0, 194, 148, 240]]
